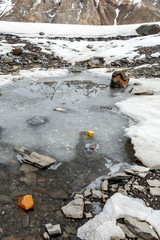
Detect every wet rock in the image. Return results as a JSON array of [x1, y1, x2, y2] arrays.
[[22, 214, 30, 228], [124, 216, 159, 239], [136, 24, 160, 36], [62, 197, 84, 219], [106, 173, 132, 183], [13, 48, 23, 55], [110, 71, 129, 88], [43, 232, 50, 240], [101, 180, 108, 191], [26, 116, 49, 126], [49, 190, 68, 199], [45, 223, 62, 236], [147, 179, 160, 187], [15, 146, 56, 168], [92, 190, 103, 199], [20, 163, 39, 173], [64, 226, 77, 235], [150, 187, 160, 196], [0, 195, 12, 203], [130, 86, 154, 95], [20, 172, 36, 185]]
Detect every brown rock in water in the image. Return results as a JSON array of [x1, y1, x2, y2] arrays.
[[110, 71, 129, 88]]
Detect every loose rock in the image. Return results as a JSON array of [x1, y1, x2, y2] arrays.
[[62, 197, 84, 219], [45, 223, 62, 236], [110, 71, 129, 88]]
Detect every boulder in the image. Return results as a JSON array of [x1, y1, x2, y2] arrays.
[[110, 71, 129, 88], [136, 24, 160, 36]]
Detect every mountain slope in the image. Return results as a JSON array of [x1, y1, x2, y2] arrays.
[[0, 0, 160, 24]]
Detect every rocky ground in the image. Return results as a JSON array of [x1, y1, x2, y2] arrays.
[[0, 30, 160, 240]]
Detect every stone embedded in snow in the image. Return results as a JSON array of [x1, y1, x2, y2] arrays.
[[106, 173, 132, 183], [77, 193, 160, 240], [101, 180, 108, 191], [62, 197, 84, 219], [136, 24, 160, 36], [150, 187, 160, 196], [124, 216, 159, 239], [85, 212, 93, 219], [45, 223, 62, 236], [84, 189, 92, 197], [92, 190, 103, 199], [117, 223, 137, 239], [130, 86, 154, 95], [27, 116, 49, 126], [147, 179, 160, 187], [69, 65, 82, 73], [14, 146, 56, 168]]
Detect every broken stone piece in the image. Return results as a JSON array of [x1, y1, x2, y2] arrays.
[[45, 223, 61, 236], [92, 190, 103, 199], [110, 71, 129, 88], [106, 172, 132, 183], [62, 197, 84, 219], [85, 212, 92, 218], [43, 232, 50, 240], [101, 180, 108, 191], [14, 146, 56, 168], [147, 179, 160, 187]]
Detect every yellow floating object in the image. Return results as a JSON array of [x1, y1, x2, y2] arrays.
[[87, 131, 95, 138], [18, 195, 34, 210]]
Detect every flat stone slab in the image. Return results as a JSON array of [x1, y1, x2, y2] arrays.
[[147, 179, 160, 187], [106, 173, 132, 183], [15, 146, 56, 168], [150, 187, 160, 196]]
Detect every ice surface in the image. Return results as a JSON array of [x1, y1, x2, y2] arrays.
[[117, 78, 160, 168], [77, 193, 160, 240], [0, 70, 130, 164]]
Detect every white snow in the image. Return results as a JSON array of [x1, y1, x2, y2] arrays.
[[114, 8, 120, 25], [0, 0, 13, 18], [77, 193, 160, 240], [117, 78, 160, 168], [151, 52, 160, 57]]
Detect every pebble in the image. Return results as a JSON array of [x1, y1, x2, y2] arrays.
[[43, 232, 50, 240], [84, 189, 91, 197], [45, 223, 62, 236]]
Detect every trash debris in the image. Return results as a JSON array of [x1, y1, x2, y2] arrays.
[[14, 146, 56, 168], [85, 143, 99, 152], [110, 71, 129, 88], [18, 195, 34, 210], [45, 223, 62, 236], [87, 131, 95, 138]]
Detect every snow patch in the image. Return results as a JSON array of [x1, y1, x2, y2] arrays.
[[77, 193, 160, 240], [117, 78, 160, 168]]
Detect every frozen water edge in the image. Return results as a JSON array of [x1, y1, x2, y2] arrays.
[[117, 77, 160, 168], [0, 68, 130, 164], [77, 193, 160, 240]]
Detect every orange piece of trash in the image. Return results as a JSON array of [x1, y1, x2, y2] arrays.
[[18, 195, 34, 210], [87, 130, 95, 138]]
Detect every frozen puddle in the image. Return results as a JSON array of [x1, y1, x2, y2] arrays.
[[0, 70, 130, 166]]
